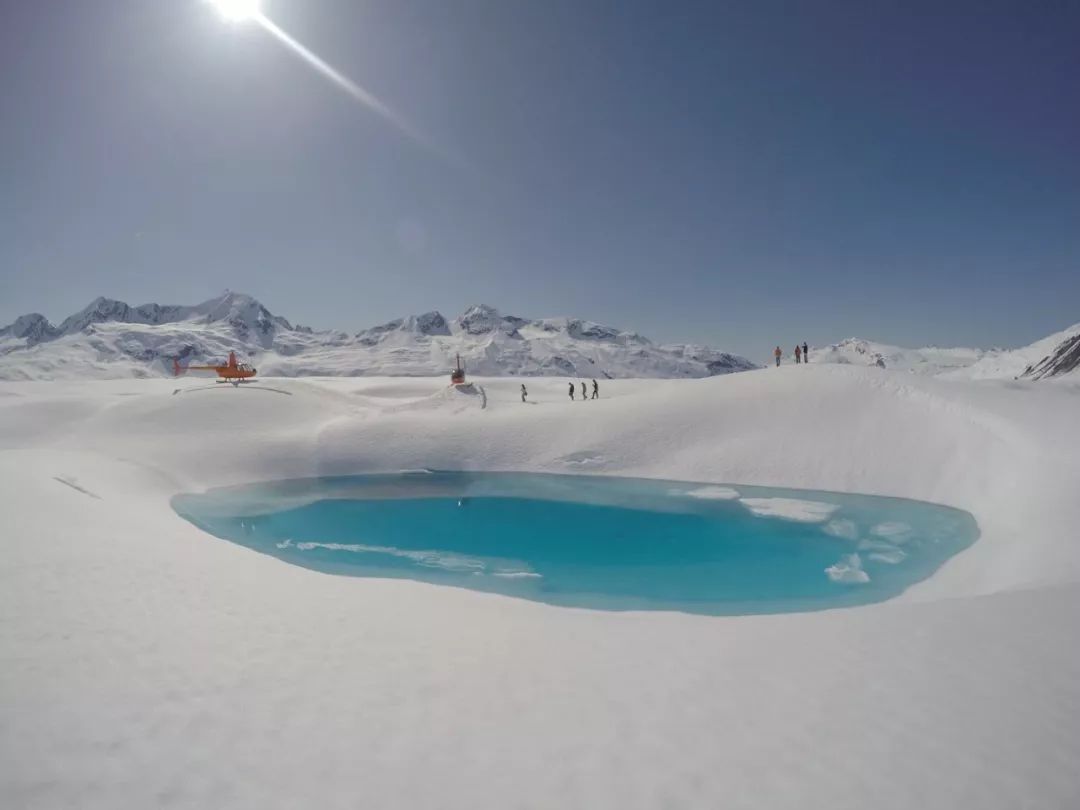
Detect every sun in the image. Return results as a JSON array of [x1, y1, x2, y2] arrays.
[[209, 0, 262, 22]]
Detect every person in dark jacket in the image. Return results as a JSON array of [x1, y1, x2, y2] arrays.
[[803, 342, 809, 363], [569, 381, 575, 401], [591, 379, 599, 399], [521, 384, 528, 403], [580, 381, 588, 401]]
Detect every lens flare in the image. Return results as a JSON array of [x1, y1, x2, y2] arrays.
[[206, 0, 451, 160], [210, 0, 261, 23]]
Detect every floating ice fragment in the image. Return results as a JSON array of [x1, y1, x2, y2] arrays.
[[741, 497, 840, 523], [823, 519, 859, 540], [868, 549, 907, 564], [825, 553, 870, 584], [682, 486, 740, 500], [294, 541, 485, 572], [870, 522, 913, 543]]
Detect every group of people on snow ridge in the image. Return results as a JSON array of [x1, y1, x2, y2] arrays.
[[774, 342, 810, 367], [518, 379, 600, 403], [568, 379, 600, 401]]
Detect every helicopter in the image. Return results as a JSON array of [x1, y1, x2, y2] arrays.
[[172, 351, 256, 383]]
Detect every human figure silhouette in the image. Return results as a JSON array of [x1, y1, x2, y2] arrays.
[[803, 342, 809, 363], [569, 381, 575, 401], [591, 379, 599, 399], [795, 345, 802, 364], [774, 346, 782, 367], [580, 381, 587, 401], [521, 384, 527, 403]]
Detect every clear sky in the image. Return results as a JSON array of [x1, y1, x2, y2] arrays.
[[1, 0, 1077, 359]]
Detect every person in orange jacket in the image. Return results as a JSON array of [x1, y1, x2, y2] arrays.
[[795, 344, 802, 364], [774, 346, 782, 367]]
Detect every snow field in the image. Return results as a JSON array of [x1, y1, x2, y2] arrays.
[[2, 365, 1080, 809]]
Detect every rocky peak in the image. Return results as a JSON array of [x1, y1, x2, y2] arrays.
[[0, 313, 59, 344], [1021, 330, 1080, 380], [57, 297, 138, 335], [404, 311, 451, 336], [456, 304, 528, 337]]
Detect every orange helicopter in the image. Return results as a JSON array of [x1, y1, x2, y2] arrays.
[[173, 351, 257, 382]]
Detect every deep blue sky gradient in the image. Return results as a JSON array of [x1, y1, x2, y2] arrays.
[[1, 0, 1077, 358]]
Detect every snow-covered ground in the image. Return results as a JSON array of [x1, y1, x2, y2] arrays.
[[2, 367, 1080, 809]]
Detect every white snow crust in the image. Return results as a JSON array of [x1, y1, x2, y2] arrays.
[[3, 365, 1080, 809]]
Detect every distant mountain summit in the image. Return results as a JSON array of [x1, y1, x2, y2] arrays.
[[808, 325, 1080, 381], [0, 313, 58, 345], [0, 293, 758, 380], [807, 338, 988, 375]]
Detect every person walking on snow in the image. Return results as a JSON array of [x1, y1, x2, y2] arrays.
[[795, 344, 802, 364], [774, 346, 782, 367], [591, 379, 599, 399], [569, 381, 575, 401], [803, 342, 809, 363], [580, 381, 588, 401], [521, 384, 528, 403]]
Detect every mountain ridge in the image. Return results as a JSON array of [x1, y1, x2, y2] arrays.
[[0, 292, 758, 380], [2, 292, 1075, 381]]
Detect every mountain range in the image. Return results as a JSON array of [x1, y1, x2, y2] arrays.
[[1, 292, 1076, 381], [0, 292, 757, 381]]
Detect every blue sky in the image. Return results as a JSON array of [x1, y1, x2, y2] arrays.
[[1, 0, 1077, 359]]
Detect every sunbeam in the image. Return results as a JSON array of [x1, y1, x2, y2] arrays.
[[206, 0, 442, 155], [252, 12, 438, 153]]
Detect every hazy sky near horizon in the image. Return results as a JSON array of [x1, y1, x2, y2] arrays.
[[1, 0, 1078, 359]]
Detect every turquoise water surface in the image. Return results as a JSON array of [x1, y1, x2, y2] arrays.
[[172, 472, 977, 615]]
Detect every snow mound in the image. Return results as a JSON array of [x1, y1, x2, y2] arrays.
[[392, 383, 488, 413]]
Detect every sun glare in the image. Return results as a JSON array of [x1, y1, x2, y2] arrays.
[[210, 0, 261, 23]]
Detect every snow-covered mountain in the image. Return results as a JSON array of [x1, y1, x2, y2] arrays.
[[1021, 332, 1080, 380], [938, 322, 1080, 381], [806, 338, 990, 376], [789, 325, 1079, 380], [0, 293, 757, 381]]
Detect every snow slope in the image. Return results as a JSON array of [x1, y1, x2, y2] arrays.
[[2, 367, 1079, 809], [0, 294, 757, 380], [940, 322, 1080, 381]]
